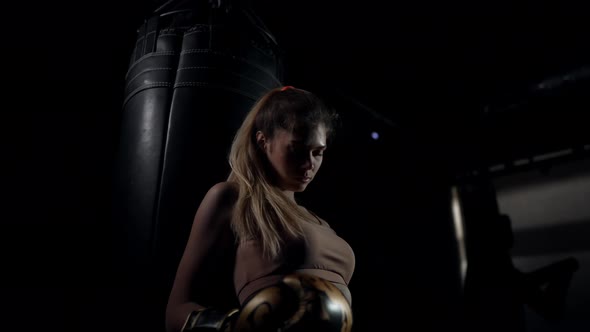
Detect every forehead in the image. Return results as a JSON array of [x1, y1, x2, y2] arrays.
[[276, 125, 327, 145]]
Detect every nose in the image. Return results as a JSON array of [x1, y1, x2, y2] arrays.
[[301, 154, 314, 171]]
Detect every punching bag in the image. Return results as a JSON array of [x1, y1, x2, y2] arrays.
[[112, 1, 283, 330]]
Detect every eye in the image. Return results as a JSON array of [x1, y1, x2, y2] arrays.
[[313, 150, 324, 157]]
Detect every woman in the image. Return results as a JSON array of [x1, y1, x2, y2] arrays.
[[165, 86, 355, 332]]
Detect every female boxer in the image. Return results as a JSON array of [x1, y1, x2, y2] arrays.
[[165, 86, 355, 332]]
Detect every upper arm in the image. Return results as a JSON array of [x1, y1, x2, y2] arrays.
[[166, 182, 239, 327], [179, 181, 238, 268]]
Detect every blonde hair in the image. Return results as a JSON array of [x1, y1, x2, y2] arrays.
[[227, 87, 338, 259]]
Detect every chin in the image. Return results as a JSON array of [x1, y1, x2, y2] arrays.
[[288, 182, 309, 192], [296, 183, 312, 192]]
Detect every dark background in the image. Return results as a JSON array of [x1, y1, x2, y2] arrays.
[[3, 1, 589, 331]]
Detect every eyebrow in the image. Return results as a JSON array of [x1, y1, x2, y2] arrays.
[[291, 140, 327, 149]]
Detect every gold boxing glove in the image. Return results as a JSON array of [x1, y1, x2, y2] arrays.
[[234, 273, 352, 332], [181, 308, 240, 332]]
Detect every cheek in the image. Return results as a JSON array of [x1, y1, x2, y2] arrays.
[[283, 152, 299, 168], [272, 152, 292, 172]]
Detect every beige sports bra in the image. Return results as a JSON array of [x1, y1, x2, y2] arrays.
[[233, 215, 355, 305]]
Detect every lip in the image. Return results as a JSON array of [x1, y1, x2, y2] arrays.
[[298, 176, 312, 183]]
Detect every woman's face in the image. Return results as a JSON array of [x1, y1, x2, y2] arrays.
[[259, 124, 327, 192]]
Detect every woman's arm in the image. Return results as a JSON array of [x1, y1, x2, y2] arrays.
[[165, 182, 239, 332]]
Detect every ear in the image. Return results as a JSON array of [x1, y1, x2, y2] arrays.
[[255, 131, 267, 150]]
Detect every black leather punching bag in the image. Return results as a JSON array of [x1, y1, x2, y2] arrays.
[[112, 1, 282, 330]]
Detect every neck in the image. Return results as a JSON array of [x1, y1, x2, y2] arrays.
[[283, 190, 296, 202]]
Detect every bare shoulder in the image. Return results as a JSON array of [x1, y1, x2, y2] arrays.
[[194, 181, 239, 228], [206, 181, 239, 205]]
